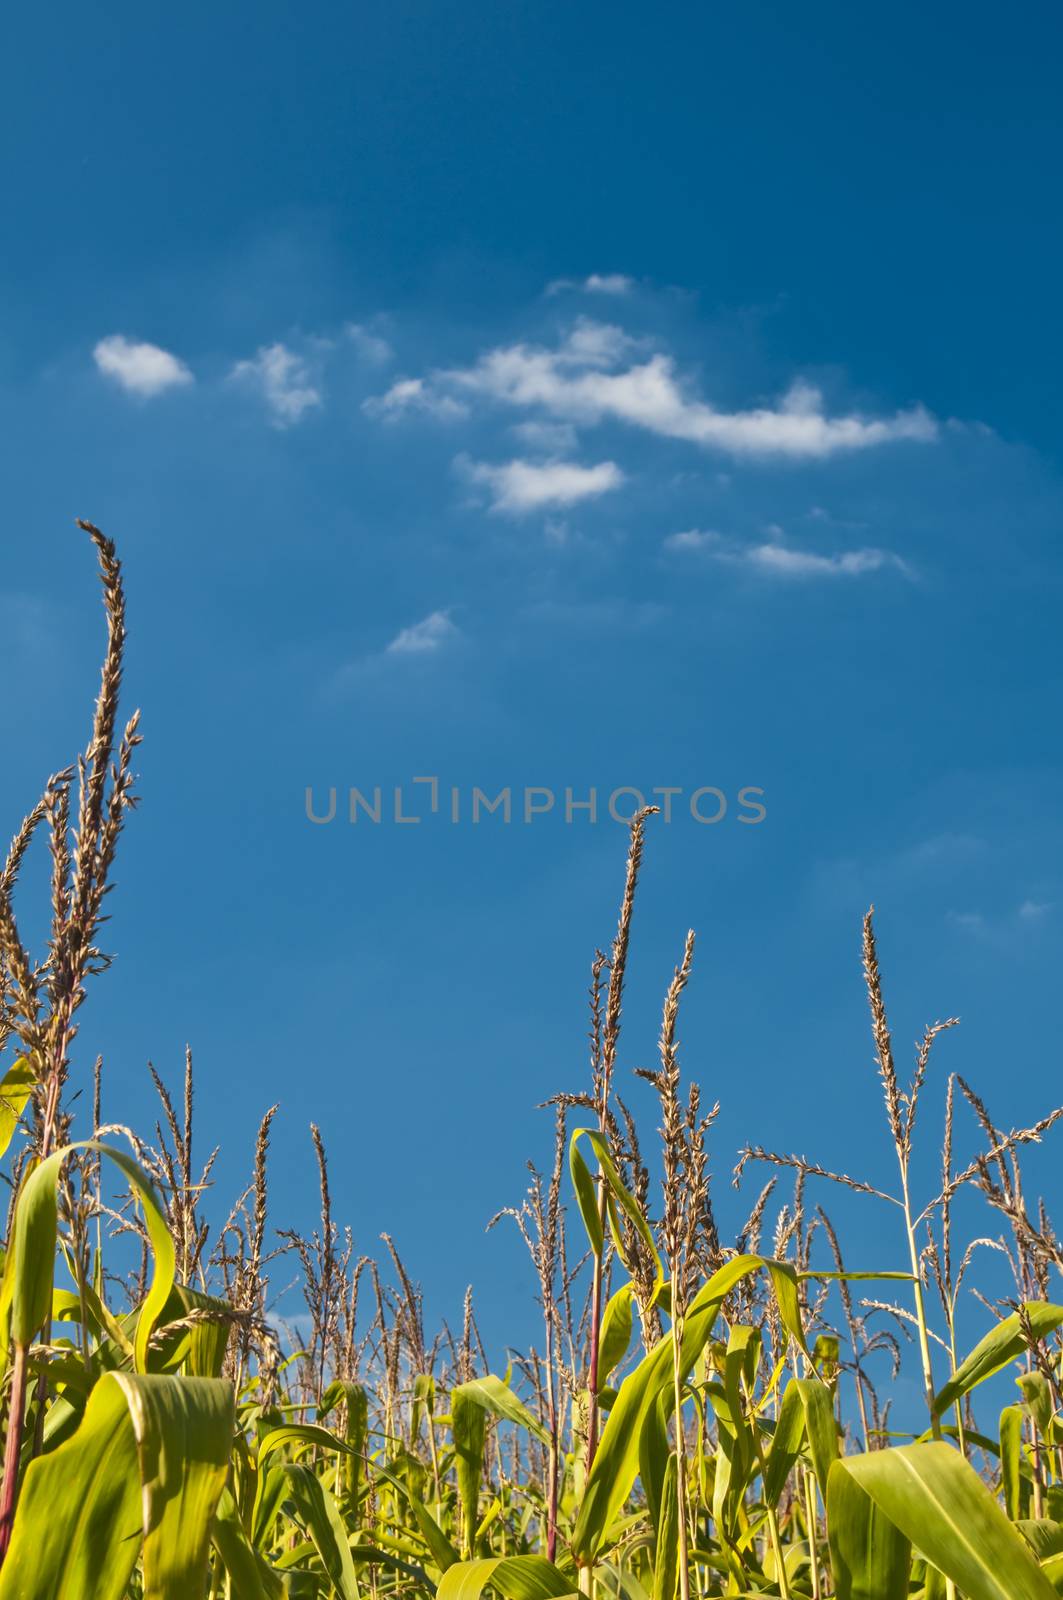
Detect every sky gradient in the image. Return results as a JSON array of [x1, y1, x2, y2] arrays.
[[3, 0, 1062, 1371]]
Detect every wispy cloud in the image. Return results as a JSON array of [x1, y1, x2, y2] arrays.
[[345, 322, 394, 365], [386, 609, 459, 655], [460, 455, 625, 514], [737, 543, 907, 578], [372, 321, 937, 461], [94, 335, 193, 397], [663, 528, 721, 552], [328, 608, 462, 696], [547, 272, 636, 296], [363, 377, 468, 422], [948, 899, 1055, 938], [230, 343, 322, 426], [664, 526, 907, 578]]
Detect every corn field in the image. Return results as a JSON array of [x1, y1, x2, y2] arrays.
[[2, 522, 1063, 1599]]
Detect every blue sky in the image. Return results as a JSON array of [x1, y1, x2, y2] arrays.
[[4, 0, 1063, 1373]]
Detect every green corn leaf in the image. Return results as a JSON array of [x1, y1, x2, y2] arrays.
[[452, 1374, 549, 1445], [639, 1390, 674, 1539], [1001, 1405, 1026, 1521], [598, 1284, 635, 1380], [437, 1554, 575, 1600], [252, 1462, 292, 1548], [763, 1381, 805, 1507], [319, 1379, 369, 1508], [569, 1129, 664, 1297], [1018, 1372, 1055, 1435], [714, 1325, 760, 1535], [827, 1456, 910, 1600], [0, 1371, 233, 1600], [839, 1441, 1058, 1600], [1017, 1522, 1063, 1562], [792, 1376, 839, 1498], [211, 1486, 287, 1599], [151, 1283, 234, 1378], [933, 1304, 1063, 1418], [0, 1057, 34, 1159], [56, 1259, 136, 1362], [1, 1140, 175, 1372], [279, 1462, 360, 1600], [452, 1384, 488, 1557], [412, 1372, 436, 1448], [259, 1421, 354, 1465], [569, 1138, 604, 1256], [410, 1494, 461, 1573]]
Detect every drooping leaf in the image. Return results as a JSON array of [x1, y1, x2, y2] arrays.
[[569, 1129, 664, 1297], [259, 1421, 354, 1465], [151, 1282, 234, 1378], [0, 1372, 233, 1600], [452, 1374, 549, 1445], [1, 1140, 175, 1372]]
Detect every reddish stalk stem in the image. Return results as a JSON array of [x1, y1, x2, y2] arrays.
[[0, 1343, 28, 1563]]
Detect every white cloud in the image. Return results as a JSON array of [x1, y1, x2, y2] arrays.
[[585, 273, 635, 295], [363, 377, 468, 422], [1018, 898, 1053, 920], [346, 322, 394, 365], [386, 609, 459, 655], [664, 527, 907, 578], [388, 322, 936, 461], [547, 273, 636, 296], [93, 335, 193, 397], [663, 528, 722, 552], [230, 343, 322, 426], [740, 543, 905, 578], [550, 319, 637, 367], [460, 455, 625, 514]]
